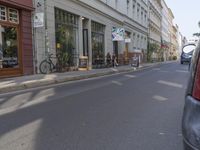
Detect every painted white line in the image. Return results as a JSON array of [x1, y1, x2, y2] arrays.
[[157, 80, 183, 88], [159, 71, 169, 73], [124, 74, 136, 78], [176, 70, 188, 73], [111, 68, 118, 72], [178, 134, 182, 137], [153, 95, 168, 101], [153, 68, 161, 71], [159, 132, 165, 135]]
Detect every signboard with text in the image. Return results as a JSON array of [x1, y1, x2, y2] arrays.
[[112, 27, 125, 41], [34, 12, 44, 28]]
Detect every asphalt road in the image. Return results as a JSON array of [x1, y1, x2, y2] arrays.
[[0, 62, 189, 150]]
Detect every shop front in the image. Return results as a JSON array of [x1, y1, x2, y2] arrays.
[[55, 8, 79, 70], [0, 0, 33, 78]]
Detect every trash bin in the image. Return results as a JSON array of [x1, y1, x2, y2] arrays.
[[130, 56, 139, 67]]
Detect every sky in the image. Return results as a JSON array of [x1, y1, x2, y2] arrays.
[[165, 0, 200, 39]]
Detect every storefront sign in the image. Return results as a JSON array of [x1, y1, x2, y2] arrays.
[[112, 27, 125, 41], [79, 56, 88, 70], [34, 12, 44, 28]]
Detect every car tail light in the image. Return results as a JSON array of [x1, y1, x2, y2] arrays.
[[193, 58, 200, 100]]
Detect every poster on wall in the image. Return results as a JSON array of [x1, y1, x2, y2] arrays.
[[34, 12, 44, 28], [112, 27, 125, 41]]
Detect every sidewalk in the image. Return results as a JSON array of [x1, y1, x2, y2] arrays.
[[0, 62, 168, 94]]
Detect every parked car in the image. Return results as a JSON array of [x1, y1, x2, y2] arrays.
[[181, 44, 196, 64], [182, 42, 200, 150]]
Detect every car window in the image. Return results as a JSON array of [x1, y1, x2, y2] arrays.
[[183, 45, 196, 53]]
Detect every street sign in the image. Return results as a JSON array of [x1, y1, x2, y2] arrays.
[[34, 12, 44, 28]]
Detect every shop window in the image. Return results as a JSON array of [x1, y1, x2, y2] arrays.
[[55, 8, 79, 68], [0, 26, 19, 69], [91, 21, 105, 67], [0, 5, 7, 21]]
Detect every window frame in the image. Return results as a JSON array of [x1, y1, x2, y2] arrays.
[[8, 7, 19, 24], [0, 5, 19, 25], [0, 5, 7, 22]]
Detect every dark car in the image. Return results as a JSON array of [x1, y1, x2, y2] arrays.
[[181, 44, 196, 64], [182, 42, 200, 150]]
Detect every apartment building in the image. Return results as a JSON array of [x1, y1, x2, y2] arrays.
[[168, 8, 175, 59], [161, 0, 170, 61], [148, 0, 162, 45], [33, 0, 148, 73], [172, 24, 179, 58]]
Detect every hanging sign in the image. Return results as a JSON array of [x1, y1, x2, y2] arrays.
[[112, 27, 125, 41]]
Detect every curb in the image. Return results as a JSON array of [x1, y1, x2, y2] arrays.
[[0, 62, 166, 94]]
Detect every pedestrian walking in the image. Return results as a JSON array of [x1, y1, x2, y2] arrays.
[[112, 54, 118, 67]]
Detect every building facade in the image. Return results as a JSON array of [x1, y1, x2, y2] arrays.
[[171, 24, 179, 59], [161, 0, 170, 61], [168, 8, 174, 60], [148, 0, 162, 61], [33, 0, 148, 73], [148, 0, 162, 44], [0, 0, 33, 78]]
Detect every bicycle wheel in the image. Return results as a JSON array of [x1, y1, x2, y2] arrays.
[[39, 60, 51, 74]]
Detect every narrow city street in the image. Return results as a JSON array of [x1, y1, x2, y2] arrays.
[[0, 62, 188, 150]]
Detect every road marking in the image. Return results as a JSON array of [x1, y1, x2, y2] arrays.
[[111, 68, 118, 72], [159, 70, 169, 73], [153, 68, 161, 71], [124, 74, 136, 78], [153, 95, 168, 101], [111, 81, 123, 86], [159, 132, 165, 135], [176, 70, 188, 73], [157, 80, 183, 88], [178, 134, 182, 137]]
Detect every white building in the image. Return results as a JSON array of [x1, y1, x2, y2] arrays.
[[33, 0, 149, 73], [161, 0, 170, 45], [148, 0, 162, 45]]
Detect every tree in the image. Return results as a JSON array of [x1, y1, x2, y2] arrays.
[[147, 42, 160, 62]]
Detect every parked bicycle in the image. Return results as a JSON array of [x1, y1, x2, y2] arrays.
[[39, 53, 58, 74]]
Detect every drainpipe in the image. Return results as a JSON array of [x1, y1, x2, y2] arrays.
[[44, 0, 49, 55]]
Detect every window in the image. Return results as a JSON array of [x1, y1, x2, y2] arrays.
[[137, 4, 140, 19], [91, 21, 105, 67], [0, 6, 19, 24], [0, 5, 7, 21], [127, 0, 130, 15], [0, 26, 19, 69], [55, 8, 79, 67], [133, 32, 136, 49], [137, 34, 140, 49], [8, 8, 19, 24], [115, 0, 118, 9]]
